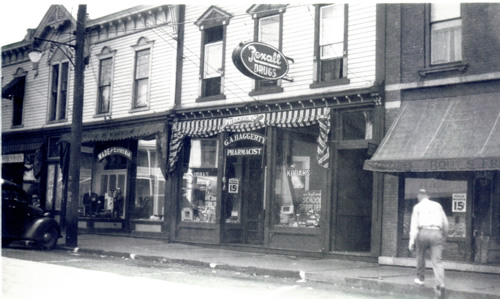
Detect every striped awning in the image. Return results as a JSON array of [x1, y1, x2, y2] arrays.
[[168, 108, 331, 172]]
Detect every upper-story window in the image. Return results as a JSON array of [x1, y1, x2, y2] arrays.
[[131, 37, 154, 110], [248, 5, 285, 95], [2, 68, 27, 127], [49, 61, 69, 122], [96, 47, 116, 115], [311, 4, 348, 88], [430, 3, 462, 65], [202, 26, 223, 98], [195, 6, 231, 102]]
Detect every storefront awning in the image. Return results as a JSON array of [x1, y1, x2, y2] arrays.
[[61, 123, 165, 143], [364, 93, 500, 172], [168, 108, 331, 172], [2, 76, 25, 99]]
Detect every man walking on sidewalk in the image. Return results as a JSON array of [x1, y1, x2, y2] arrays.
[[409, 189, 449, 299]]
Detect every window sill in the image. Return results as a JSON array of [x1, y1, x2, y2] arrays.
[[418, 62, 468, 77], [93, 113, 111, 119], [46, 119, 67, 125], [249, 86, 283, 96], [129, 107, 149, 113], [196, 94, 226, 103], [310, 77, 350, 89], [10, 124, 24, 129]]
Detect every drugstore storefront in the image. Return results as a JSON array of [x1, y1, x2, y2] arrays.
[[60, 119, 169, 237], [365, 92, 500, 264], [167, 94, 384, 255]]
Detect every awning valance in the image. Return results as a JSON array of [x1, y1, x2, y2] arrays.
[[61, 123, 165, 143], [364, 93, 500, 172], [168, 108, 331, 172], [2, 76, 25, 99]]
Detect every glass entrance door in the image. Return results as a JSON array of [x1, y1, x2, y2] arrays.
[[225, 154, 265, 244], [223, 128, 266, 244]]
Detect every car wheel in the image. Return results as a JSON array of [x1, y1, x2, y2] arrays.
[[38, 226, 58, 250]]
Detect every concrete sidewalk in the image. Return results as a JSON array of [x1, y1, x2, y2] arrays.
[[58, 234, 500, 299]]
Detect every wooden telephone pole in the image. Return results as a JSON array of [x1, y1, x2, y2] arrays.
[[66, 4, 86, 247]]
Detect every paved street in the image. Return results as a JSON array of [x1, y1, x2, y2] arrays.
[[2, 246, 402, 299]]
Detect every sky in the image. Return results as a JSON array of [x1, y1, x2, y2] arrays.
[[0, 0, 477, 47], [0, 1, 144, 46]]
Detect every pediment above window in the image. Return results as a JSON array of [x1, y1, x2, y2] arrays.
[[48, 47, 73, 64], [247, 4, 288, 18], [195, 6, 232, 29]]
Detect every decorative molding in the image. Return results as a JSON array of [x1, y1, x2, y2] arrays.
[[385, 71, 500, 92]]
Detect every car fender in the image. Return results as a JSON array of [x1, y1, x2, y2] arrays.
[[23, 217, 61, 241]]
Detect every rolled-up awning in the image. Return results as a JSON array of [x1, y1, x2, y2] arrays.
[[364, 93, 500, 172], [2, 75, 25, 99], [60, 123, 165, 143], [168, 107, 331, 172]]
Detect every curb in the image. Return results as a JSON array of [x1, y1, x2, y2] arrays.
[[57, 246, 499, 299]]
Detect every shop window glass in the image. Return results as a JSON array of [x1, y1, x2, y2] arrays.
[[274, 126, 326, 228], [181, 139, 218, 223], [404, 177, 467, 239], [132, 140, 165, 220], [342, 110, 373, 140], [45, 163, 63, 211], [22, 154, 40, 207], [79, 147, 95, 217], [91, 148, 128, 219]]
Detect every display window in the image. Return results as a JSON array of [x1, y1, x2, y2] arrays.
[[273, 126, 326, 228], [132, 140, 165, 220], [46, 162, 62, 211], [403, 175, 468, 239], [181, 139, 219, 223]]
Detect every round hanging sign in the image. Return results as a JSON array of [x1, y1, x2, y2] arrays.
[[232, 41, 289, 80]]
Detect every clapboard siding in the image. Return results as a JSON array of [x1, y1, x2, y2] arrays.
[[2, 7, 176, 136], [83, 23, 176, 123], [179, 4, 377, 110]]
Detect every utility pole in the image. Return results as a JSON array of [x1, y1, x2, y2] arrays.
[[66, 4, 86, 247]]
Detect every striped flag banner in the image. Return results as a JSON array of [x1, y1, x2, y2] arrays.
[[168, 108, 331, 172]]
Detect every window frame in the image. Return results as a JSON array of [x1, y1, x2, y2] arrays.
[[95, 47, 116, 116], [428, 3, 463, 66], [249, 10, 285, 96], [198, 25, 227, 102], [131, 37, 154, 112], [420, 3, 467, 77], [195, 7, 231, 103], [47, 61, 70, 123], [310, 4, 350, 89]]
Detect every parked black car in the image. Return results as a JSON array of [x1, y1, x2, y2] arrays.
[[2, 179, 61, 249]]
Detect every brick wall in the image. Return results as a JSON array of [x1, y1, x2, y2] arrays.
[[380, 106, 401, 257]]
